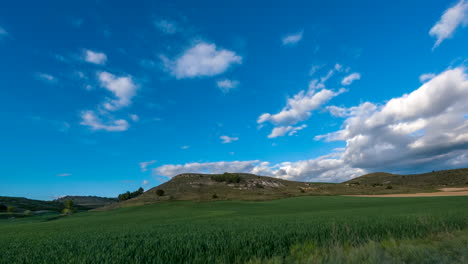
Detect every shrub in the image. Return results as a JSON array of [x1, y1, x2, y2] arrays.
[[300, 188, 305, 193], [6, 206, 15, 213], [212, 194, 218, 199], [211, 172, 241, 184], [24, 210, 32, 216], [386, 185, 393, 189], [0, 204, 6, 212], [62, 200, 76, 215], [255, 183, 264, 189], [156, 189, 165, 196]]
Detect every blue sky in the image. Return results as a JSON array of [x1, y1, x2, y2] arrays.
[[1, 0, 468, 200]]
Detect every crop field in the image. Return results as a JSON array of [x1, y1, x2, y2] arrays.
[[1, 196, 468, 263]]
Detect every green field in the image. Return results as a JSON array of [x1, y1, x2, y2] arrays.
[[1, 196, 468, 263]]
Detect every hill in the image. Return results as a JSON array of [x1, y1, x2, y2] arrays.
[[55, 196, 117, 209], [99, 169, 468, 210], [345, 168, 468, 187], [0, 196, 67, 212]]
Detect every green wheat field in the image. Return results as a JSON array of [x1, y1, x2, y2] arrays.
[[1, 196, 468, 264]]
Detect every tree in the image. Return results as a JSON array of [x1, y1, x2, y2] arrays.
[[0, 204, 6, 212], [118, 187, 145, 201], [156, 189, 165, 196], [62, 200, 76, 215], [6, 206, 15, 213]]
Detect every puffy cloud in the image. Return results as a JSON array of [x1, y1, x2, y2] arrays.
[[317, 67, 468, 172], [155, 19, 178, 34], [80, 110, 129, 132], [57, 173, 71, 177], [84, 50, 107, 65], [430, 0, 468, 49], [216, 79, 239, 93], [258, 88, 346, 126], [341, 73, 361, 86], [162, 42, 242, 79], [130, 114, 139, 122], [99, 72, 138, 111], [282, 30, 303, 45], [154, 160, 261, 177], [139, 160, 157, 172], [181, 145, 190, 149], [419, 73, 436, 83], [220, 135, 239, 144], [268, 124, 307, 138], [142, 180, 149, 185]]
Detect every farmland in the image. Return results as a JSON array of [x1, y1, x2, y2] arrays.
[[1, 195, 468, 263]]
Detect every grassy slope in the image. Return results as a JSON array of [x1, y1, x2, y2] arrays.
[[1, 196, 468, 263], [0, 196, 66, 212]]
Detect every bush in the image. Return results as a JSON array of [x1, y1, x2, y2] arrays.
[[386, 185, 393, 189], [255, 183, 264, 189], [62, 200, 76, 215], [211, 172, 241, 184], [0, 204, 6, 212], [212, 194, 218, 199], [6, 206, 15, 213], [156, 189, 165, 196], [24, 210, 32, 216]]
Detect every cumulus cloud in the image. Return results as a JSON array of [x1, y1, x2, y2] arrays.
[[282, 30, 303, 46], [155, 19, 178, 34], [80, 110, 129, 132], [84, 50, 107, 65], [154, 160, 261, 177], [430, 0, 468, 49], [268, 124, 307, 138], [162, 42, 242, 79], [341, 73, 361, 86], [139, 160, 157, 172], [154, 67, 468, 183], [258, 88, 346, 126], [317, 67, 468, 172], [419, 73, 436, 83], [220, 135, 239, 144], [99, 72, 138, 111], [216, 79, 239, 93]]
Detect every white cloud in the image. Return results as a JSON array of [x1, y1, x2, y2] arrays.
[[317, 67, 468, 172], [181, 145, 190, 149], [130, 114, 139, 122], [419, 73, 436, 83], [155, 19, 178, 34], [154, 160, 261, 177], [57, 173, 71, 177], [98, 72, 138, 111], [268, 124, 307, 138], [220, 135, 239, 144], [142, 180, 149, 185], [282, 30, 303, 46], [430, 0, 468, 49], [216, 79, 239, 93], [162, 42, 242, 79], [341, 73, 361, 86], [80, 110, 129, 132], [258, 88, 346, 126], [84, 50, 107, 65], [139, 160, 157, 172], [35, 73, 57, 84], [153, 67, 468, 183]]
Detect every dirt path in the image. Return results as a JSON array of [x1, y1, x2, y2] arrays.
[[347, 187, 468, 197]]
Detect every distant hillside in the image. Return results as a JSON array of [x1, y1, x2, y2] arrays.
[[55, 196, 117, 209], [345, 168, 468, 187], [0, 196, 67, 212]]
